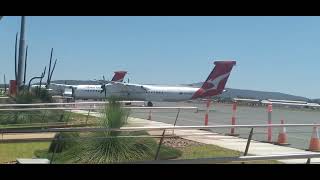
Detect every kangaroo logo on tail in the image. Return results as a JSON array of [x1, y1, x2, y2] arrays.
[[192, 61, 236, 99], [205, 72, 231, 91]]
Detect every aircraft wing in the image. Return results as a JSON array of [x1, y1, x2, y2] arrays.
[[109, 82, 149, 93]]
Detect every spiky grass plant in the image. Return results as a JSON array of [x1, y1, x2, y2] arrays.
[[62, 96, 156, 163], [37, 97, 182, 163]]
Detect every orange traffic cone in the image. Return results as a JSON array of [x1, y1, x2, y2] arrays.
[[147, 110, 152, 120], [276, 120, 289, 145], [308, 126, 320, 152]]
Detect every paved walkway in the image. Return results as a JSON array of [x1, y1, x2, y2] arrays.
[[71, 110, 320, 164], [1, 133, 56, 141]]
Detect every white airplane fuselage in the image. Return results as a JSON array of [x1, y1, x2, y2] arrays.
[[73, 83, 200, 102]]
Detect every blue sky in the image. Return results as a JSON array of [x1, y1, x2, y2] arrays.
[[1, 16, 320, 98]]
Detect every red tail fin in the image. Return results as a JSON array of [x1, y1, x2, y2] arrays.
[[192, 61, 236, 99], [111, 71, 127, 82]]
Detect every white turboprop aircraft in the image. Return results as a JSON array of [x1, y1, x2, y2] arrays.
[[46, 71, 127, 97], [71, 61, 236, 106]]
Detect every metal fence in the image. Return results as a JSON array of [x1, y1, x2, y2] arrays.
[[1, 123, 320, 164], [0, 103, 198, 130], [1, 102, 320, 164]]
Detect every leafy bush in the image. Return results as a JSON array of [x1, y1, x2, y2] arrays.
[[15, 89, 52, 104], [15, 93, 41, 104], [38, 89, 53, 103]]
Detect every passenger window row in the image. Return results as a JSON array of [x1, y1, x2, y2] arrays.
[[146, 91, 190, 95], [147, 91, 164, 94], [82, 89, 100, 92]]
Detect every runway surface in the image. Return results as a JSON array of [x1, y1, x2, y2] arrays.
[[128, 101, 320, 150]]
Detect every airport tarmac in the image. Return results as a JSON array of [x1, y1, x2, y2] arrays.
[[128, 101, 320, 150]]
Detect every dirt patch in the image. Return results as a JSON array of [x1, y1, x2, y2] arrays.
[[161, 137, 203, 148]]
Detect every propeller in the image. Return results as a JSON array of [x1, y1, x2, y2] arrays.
[[94, 74, 127, 99], [101, 84, 106, 93], [97, 75, 107, 98], [71, 86, 76, 99], [94, 75, 118, 85], [94, 75, 114, 85]]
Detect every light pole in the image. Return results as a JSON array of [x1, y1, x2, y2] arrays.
[[17, 16, 26, 93]]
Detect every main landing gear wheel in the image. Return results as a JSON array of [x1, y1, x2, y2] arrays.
[[147, 101, 153, 107]]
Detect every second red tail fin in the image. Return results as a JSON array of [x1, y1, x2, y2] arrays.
[[192, 61, 236, 99], [111, 71, 127, 82]]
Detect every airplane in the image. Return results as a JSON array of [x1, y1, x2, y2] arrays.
[[71, 61, 236, 106], [31, 71, 127, 97]]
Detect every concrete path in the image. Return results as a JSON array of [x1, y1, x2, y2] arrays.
[[71, 110, 320, 164], [1, 133, 56, 141]]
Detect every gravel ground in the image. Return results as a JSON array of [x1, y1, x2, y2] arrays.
[[161, 137, 203, 148]]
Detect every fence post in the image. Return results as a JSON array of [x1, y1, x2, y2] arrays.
[[172, 108, 180, 135], [155, 130, 166, 160], [242, 128, 254, 164], [204, 99, 211, 126], [41, 110, 47, 129], [147, 110, 152, 120], [50, 134, 61, 164], [306, 158, 311, 164], [267, 103, 272, 143], [226, 101, 239, 136], [59, 110, 65, 122], [66, 110, 71, 123], [86, 107, 91, 125], [231, 101, 236, 134], [244, 128, 254, 156]]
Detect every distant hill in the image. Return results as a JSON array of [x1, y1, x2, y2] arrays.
[[221, 88, 311, 102], [185, 82, 311, 102]]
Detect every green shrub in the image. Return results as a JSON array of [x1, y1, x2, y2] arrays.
[[0, 110, 70, 125], [48, 132, 80, 153], [15, 93, 39, 104], [38, 89, 53, 103], [15, 89, 52, 104]]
